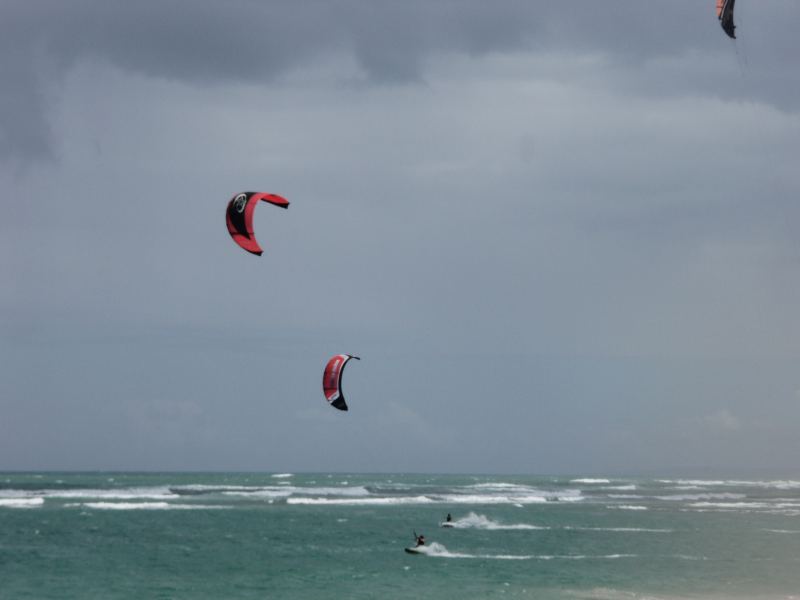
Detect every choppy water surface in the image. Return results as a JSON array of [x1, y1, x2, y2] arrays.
[[1, 473, 799, 599]]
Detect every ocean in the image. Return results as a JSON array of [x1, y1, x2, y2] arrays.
[[1, 473, 798, 599]]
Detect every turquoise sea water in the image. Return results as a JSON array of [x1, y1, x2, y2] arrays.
[[1, 473, 799, 599]]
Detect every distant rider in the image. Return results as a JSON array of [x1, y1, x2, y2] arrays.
[[415, 534, 425, 547], [446, 513, 452, 523]]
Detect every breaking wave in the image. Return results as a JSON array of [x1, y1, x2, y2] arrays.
[[288, 490, 580, 507], [571, 479, 611, 484], [658, 479, 800, 490], [67, 502, 230, 510], [0, 497, 44, 509]]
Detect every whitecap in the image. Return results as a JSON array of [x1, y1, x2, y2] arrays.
[[656, 493, 746, 501], [657, 479, 725, 486], [689, 501, 772, 509], [570, 478, 611, 484], [42, 487, 178, 501], [467, 483, 538, 491], [214, 485, 370, 499], [0, 498, 44, 509], [289, 495, 434, 506], [661, 478, 800, 490], [764, 529, 800, 534], [73, 502, 230, 510]]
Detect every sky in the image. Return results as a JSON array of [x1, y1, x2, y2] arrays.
[[2, 1, 799, 474]]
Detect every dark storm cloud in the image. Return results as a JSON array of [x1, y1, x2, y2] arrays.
[[0, 49, 51, 161], [3, 0, 800, 163]]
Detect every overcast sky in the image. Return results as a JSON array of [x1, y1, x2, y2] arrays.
[[2, 1, 799, 474]]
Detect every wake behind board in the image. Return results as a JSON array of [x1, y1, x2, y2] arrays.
[[440, 522, 455, 528]]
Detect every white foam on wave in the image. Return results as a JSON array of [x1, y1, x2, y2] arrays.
[[287, 488, 580, 506], [72, 502, 230, 510], [571, 479, 611, 484], [0, 497, 44, 508], [596, 485, 637, 491], [0, 486, 179, 503], [689, 501, 800, 513], [43, 487, 178, 501], [467, 483, 537, 491], [658, 479, 725, 486], [446, 512, 548, 530], [271, 473, 293, 478], [303, 486, 370, 496], [289, 495, 435, 506], [656, 493, 746, 502], [0, 489, 35, 499], [659, 478, 800, 490], [171, 484, 256, 492], [765, 529, 800, 534], [689, 501, 775, 509], [577, 585, 734, 600], [720, 479, 800, 490], [466, 483, 582, 501], [442, 492, 580, 504], [170, 484, 370, 500], [609, 505, 648, 511]]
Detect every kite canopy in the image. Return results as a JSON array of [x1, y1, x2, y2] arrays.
[[323, 354, 360, 411], [716, 0, 736, 39], [225, 192, 289, 256]]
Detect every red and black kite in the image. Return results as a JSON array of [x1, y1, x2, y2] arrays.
[[323, 354, 360, 411], [716, 0, 736, 39], [225, 192, 289, 256]]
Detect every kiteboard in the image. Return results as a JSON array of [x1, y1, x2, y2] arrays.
[[404, 546, 426, 554], [440, 522, 455, 528]]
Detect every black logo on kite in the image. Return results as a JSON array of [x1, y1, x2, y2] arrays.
[[234, 193, 248, 213]]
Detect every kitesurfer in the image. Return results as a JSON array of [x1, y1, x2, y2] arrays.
[[415, 534, 425, 547], [446, 513, 452, 523]]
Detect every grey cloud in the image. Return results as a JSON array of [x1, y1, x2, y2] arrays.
[[3, 1, 800, 163]]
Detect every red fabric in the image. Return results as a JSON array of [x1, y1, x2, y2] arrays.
[[323, 355, 348, 401]]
